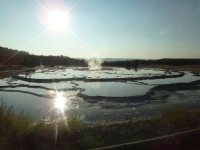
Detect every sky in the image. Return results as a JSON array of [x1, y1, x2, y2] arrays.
[[0, 0, 200, 59]]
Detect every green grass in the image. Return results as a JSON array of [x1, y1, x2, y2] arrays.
[[0, 103, 200, 149]]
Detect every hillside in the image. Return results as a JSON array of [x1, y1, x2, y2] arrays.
[[0, 46, 86, 67]]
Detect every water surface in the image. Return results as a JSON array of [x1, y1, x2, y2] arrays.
[[0, 67, 199, 121]]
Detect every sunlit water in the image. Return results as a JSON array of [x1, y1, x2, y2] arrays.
[[77, 81, 153, 97], [141, 72, 199, 85], [0, 67, 199, 121], [18, 67, 177, 79]]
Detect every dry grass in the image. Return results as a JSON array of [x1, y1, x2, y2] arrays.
[[1, 103, 200, 149], [141, 65, 200, 73]]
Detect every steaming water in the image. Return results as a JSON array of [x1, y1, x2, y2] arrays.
[[0, 67, 199, 121], [18, 67, 175, 79]]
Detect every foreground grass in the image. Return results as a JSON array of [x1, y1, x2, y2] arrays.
[[1, 104, 200, 149], [78, 105, 200, 149], [0, 103, 81, 150]]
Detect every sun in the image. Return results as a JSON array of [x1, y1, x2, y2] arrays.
[[47, 10, 69, 33], [37, 1, 76, 36]]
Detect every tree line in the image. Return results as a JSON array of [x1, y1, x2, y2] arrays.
[[0, 46, 200, 68], [0, 46, 87, 67], [103, 58, 200, 68]]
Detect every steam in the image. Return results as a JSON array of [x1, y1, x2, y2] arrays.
[[87, 58, 102, 70]]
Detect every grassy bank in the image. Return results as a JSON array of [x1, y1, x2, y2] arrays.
[[0, 104, 200, 149], [0, 103, 80, 150], [141, 64, 200, 73], [78, 105, 200, 149]]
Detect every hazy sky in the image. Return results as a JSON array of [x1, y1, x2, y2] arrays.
[[0, 0, 200, 58]]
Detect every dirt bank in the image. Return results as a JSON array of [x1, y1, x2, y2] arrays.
[[0, 65, 35, 79]]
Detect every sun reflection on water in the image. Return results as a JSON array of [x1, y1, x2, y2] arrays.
[[54, 95, 65, 111], [54, 91, 71, 113], [53, 91, 70, 146]]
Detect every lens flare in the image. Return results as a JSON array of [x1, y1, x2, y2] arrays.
[[54, 95, 65, 111], [54, 91, 72, 113]]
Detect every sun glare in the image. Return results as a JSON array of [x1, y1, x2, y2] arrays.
[[54, 95, 65, 111], [47, 10, 69, 33]]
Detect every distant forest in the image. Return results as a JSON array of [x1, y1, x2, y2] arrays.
[[0, 46, 200, 68], [0, 46, 86, 67]]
